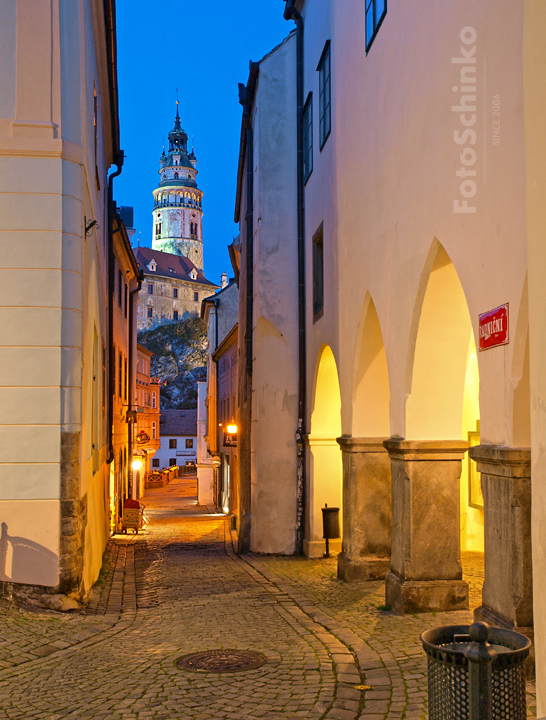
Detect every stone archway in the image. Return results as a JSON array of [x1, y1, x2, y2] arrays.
[[305, 346, 343, 558], [386, 242, 478, 613]]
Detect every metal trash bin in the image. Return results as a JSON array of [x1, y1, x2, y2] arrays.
[[321, 504, 340, 557], [421, 622, 531, 720]]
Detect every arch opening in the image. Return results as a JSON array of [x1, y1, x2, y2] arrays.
[[307, 345, 343, 557], [352, 297, 390, 437], [406, 244, 482, 551]]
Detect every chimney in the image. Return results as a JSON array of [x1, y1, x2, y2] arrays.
[[221, 271, 228, 289]]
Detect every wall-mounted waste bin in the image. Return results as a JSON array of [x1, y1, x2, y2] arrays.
[[421, 621, 531, 720], [321, 504, 340, 557]]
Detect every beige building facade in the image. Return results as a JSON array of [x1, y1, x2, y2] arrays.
[[237, 0, 546, 707], [134, 247, 217, 330], [0, 0, 128, 599]]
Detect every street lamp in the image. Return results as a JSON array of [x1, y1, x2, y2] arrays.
[[132, 459, 143, 472], [227, 419, 238, 435]]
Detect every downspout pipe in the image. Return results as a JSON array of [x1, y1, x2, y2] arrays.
[[238, 83, 254, 385], [238, 79, 256, 552], [128, 274, 142, 496], [285, 0, 307, 554], [106, 152, 124, 465]]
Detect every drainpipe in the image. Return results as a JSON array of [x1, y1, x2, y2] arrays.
[[237, 78, 256, 552], [128, 275, 142, 496], [107, 152, 124, 465], [238, 84, 255, 385], [285, 0, 307, 554]]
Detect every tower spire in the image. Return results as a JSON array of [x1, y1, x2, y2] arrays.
[[174, 89, 181, 129]]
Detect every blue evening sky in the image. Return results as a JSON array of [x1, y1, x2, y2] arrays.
[[115, 0, 291, 286]]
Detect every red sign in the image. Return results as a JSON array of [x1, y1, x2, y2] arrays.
[[479, 304, 509, 351]]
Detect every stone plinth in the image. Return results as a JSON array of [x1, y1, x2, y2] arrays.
[[469, 446, 532, 639], [384, 440, 469, 614], [336, 437, 391, 581]]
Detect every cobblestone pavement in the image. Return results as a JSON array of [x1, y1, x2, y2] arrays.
[[0, 476, 537, 719]]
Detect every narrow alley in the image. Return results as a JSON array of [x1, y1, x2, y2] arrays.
[[0, 476, 536, 720]]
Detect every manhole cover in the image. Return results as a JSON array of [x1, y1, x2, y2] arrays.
[[175, 649, 267, 673]]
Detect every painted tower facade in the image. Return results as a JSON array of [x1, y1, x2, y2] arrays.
[[152, 103, 204, 271]]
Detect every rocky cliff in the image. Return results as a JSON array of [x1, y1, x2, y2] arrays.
[[137, 316, 207, 409]]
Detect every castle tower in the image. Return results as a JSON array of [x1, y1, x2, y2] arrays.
[[152, 102, 204, 271]]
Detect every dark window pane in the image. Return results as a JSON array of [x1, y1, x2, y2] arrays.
[[148, 284, 153, 295], [147, 307, 153, 318], [313, 226, 324, 320]]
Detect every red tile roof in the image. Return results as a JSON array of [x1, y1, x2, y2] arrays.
[[133, 247, 218, 288]]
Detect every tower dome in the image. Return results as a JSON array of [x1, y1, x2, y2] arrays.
[[151, 103, 204, 271]]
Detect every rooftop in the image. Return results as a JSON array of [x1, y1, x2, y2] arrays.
[[159, 409, 197, 437], [134, 247, 218, 288]]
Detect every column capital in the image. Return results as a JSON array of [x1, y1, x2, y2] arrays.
[[336, 436, 388, 453], [468, 445, 530, 478], [383, 439, 469, 461]]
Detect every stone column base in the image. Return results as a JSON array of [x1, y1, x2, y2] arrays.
[[386, 571, 469, 615], [303, 539, 342, 558], [474, 605, 535, 678], [338, 552, 390, 582]]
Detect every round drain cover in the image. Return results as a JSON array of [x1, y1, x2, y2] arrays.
[[175, 649, 267, 673]]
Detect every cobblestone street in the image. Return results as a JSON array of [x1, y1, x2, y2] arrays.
[[0, 476, 537, 719]]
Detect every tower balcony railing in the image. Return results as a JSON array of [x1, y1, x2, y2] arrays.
[[153, 199, 202, 210]]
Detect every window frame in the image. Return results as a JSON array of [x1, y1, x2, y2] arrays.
[[303, 92, 313, 184], [147, 306, 153, 319], [365, 0, 387, 53], [312, 224, 324, 322], [317, 41, 331, 151], [169, 438, 177, 449], [186, 438, 194, 449], [148, 284, 154, 295]]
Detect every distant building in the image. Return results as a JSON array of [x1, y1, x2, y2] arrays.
[[133, 107, 218, 330], [155, 410, 198, 469], [153, 103, 204, 269], [132, 345, 160, 498], [201, 279, 239, 510], [134, 247, 217, 330]]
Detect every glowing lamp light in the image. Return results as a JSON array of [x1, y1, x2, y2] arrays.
[[132, 459, 143, 471], [227, 420, 238, 435]]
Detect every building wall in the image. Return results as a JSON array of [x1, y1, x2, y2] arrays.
[[134, 347, 160, 497], [0, 0, 116, 596], [137, 273, 214, 330], [217, 335, 238, 516], [237, 34, 300, 554], [524, 0, 546, 710], [153, 435, 197, 469]]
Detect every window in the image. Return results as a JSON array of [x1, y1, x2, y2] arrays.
[[366, 0, 387, 51], [118, 351, 123, 398], [124, 357, 128, 401], [174, 172, 179, 179], [147, 307, 153, 319], [303, 93, 313, 183], [169, 439, 177, 449], [118, 269, 122, 307], [173, 310, 179, 321], [173, 288, 178, 299], [152, 392, 156, 409], [155, 222, 162, 236], [313, 224, 324, 321], [318, 42, 331, 149], [194, 291, 199, 302], [148, 284, 154, 295], [185, 439, 193, 449], [152, 421, 156, 440], [152, 458, 160, 468], [169, 458, 177, 466], [124, 284, 128, 318]]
